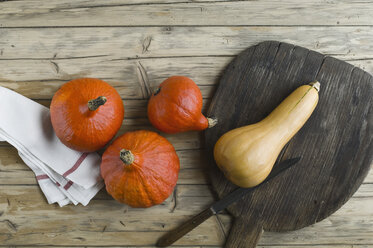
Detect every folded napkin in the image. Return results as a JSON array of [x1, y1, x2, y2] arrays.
[[0, 86, 104, 206]]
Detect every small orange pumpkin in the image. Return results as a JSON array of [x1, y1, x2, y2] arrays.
[[147, 76, 217, 133], [50, 78, 124, 152], [101, 130, 180, 208]]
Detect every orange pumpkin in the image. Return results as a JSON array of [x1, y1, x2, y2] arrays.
[[101, 130, 180, 208], [50, 78, 124, 152], [147, 76, 217, 133]]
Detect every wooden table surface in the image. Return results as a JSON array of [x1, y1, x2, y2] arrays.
[[0, 1, 372, 247]]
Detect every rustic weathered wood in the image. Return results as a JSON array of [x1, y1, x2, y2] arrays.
[[0, 80, 214, 100], [5, 247, 370, 248], [0, 56, 372, 100], [2, 246, 371, 248], [1, 0, 373, 27], [0, 185, 372, 246], [0, 144, 371, 246], [157, 208, 215, 247], [0, 27, 372, 60], [2, 246, 370, 248], [205, 41, 373, 247], [0, 0, 372, 246]]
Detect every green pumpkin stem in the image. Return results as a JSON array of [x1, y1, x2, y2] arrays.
[[88, 96, 107, 111], [120, 149, 134, 165]]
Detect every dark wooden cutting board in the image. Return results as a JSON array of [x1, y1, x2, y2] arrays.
[[205, 41, 373, 247]]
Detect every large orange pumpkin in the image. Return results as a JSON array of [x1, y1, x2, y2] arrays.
[[147, 76, 217, 133], [50, 78, 124, 152], [101, 130, 180, 208]]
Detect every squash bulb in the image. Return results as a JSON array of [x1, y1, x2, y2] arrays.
[[214, 82, 320, 188]]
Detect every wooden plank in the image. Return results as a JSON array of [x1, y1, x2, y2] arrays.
[[12, 246, 373, 248], [0, 185, 372, 246], [0, 184, 216, 218], [353, 183, 373, 198], [0, 81, 214, 100], [0, 247, 201, 248], [0, 27, 373, 60], [0, 231, 223, 246], [0, 57, 371, 100], [3, 246, 371, 248], [216, 197, 373, 245], [0, 80, 213, 100], [0, 0, 229, 9], [1, 0, 373, 27], [257, 246, 373, 248], [257, 197, 373, 245], [0, 185, 225, 246]]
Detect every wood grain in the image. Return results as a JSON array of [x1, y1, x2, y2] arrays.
[[205, 41, 373, 247], [1, 0, 373, 27], [0, 0, 372, 247], [0, 56, 372, 100], [0, 27, 373, 60], [0, 185, 372, 246]]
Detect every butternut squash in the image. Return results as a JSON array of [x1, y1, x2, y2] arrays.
[[213, 82, 320, 188]]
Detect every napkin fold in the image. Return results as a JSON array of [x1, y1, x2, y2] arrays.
[[0, 86, 104, 206]]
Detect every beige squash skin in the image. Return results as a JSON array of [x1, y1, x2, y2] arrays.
[[214, 82, 320, 188]]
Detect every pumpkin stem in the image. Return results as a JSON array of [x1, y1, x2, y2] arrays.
[[120, 149, 135, 165], [207, 117, 218, 128], [88, 96, 107, 111]]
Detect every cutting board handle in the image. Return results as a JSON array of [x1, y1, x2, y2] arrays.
[[225, 217, 263, 248]]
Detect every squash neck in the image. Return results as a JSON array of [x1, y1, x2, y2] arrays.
[[120, 149, 134, 165], [260, 82, 319, 141], [88, 96, 107, 111]]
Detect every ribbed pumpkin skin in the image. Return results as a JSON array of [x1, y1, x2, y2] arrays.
[[50, 78, 124, 152], [147, 76, 209, 133], [101, 130, 180, 208]]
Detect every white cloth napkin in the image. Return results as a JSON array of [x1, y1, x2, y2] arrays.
[[0, 86, 104, 206]]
